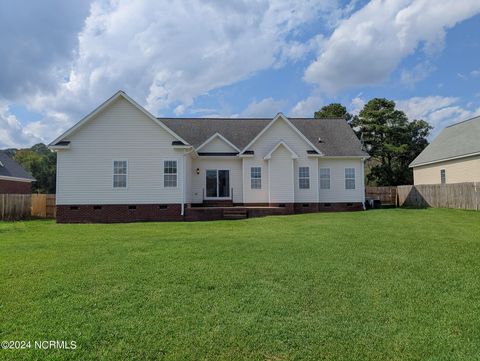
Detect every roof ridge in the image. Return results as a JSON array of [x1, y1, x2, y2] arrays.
[[158, 117, 345, 121], [446, 114, 480, 128], [158, 117, 272, 120]]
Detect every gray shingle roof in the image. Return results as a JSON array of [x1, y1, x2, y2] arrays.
[[0, 151, 35, 181], [159, 117, 367, 157], [410, 115, 480, 167]]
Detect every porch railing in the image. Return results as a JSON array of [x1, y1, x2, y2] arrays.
[[201, 187, 234, 202]]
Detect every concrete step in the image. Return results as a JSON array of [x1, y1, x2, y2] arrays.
[[202, 200, 234, 207], [223, 209, 247, 220]]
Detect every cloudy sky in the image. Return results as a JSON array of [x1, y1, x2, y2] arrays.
[[1, 0, 480, 148]]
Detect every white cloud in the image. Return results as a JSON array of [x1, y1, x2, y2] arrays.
[[0, 103, 42, 148], [350, 96, 365, 115], [289, 96, 322, 117], [304, 0, 480, 93], [396, 95, 480, 136], [240, 98, 286, 117], [400, 61, 436, 88], [17, 0, 336, 145], [471, 69, 480, 77]]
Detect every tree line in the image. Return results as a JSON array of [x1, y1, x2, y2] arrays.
[[4, 143, 56, 194], [314, 98, 431, 186]]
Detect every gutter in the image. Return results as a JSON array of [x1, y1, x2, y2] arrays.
[[410, 151, 480, 168]]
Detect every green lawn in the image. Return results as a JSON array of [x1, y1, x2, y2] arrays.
[[1, 209, 480, 361]]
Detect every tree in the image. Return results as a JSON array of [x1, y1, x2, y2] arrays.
[[13, 143, 56, 193], [314, 103, 352, 122], [352, 98, 432, 186]]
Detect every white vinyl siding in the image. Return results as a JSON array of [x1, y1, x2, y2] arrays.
[[299, 167, 310, 189], [190, 158, 243, 204], [164, 160, 177, 187], [113, 160, 127, 188], [56, 97, 184, 205], [345, 168, 355, 189], [318, 159, 363, 203], [198, 136, 238, 153], [269, 144, 294, 202], [319, 168, 330, 189], [251, 167, 261, 189], [243, 117, 318, 203]]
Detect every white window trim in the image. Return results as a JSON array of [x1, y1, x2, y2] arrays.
[[319, 167, 330, 190], [440, 169, 446, 184], [112, 160, 128, 189], [163, 159, 179, 188], [299, 166, 310, 189], [345, 167, 356, 190], [250, 166, 262, 190]]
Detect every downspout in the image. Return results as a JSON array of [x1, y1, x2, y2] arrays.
[[181, 153, 185, 216], [241, 157, 245, 205], [267, 159, 271, 205], [181, 147, 195, 216], [361, 158, 366, 210]]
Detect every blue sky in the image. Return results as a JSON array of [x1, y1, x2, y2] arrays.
[[1, 0, 480, 148]]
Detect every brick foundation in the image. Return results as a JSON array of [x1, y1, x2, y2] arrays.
[[318, 202, 363, 212], [56, 202, 364, 223], [56, 204, 182, 223], [0, 179, 32, 194]]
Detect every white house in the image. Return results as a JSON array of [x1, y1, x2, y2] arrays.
[[49, 91, 369, 222]]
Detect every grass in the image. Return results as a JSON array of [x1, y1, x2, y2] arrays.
[[0, 208, 480, 360]]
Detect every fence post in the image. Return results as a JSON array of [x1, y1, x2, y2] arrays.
[[475, 182, 479, 211]]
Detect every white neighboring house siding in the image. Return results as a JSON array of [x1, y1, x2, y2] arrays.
[[56, 97, 185, 205], [318, 158, 364, 203], [243, 118, 318, 204]]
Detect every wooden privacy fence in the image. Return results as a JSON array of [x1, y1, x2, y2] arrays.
[[397, 182, 480, 211], [31, 194, 56, 218], [0, 194, 32, 220], [0, 194, 56, 221], [365, 186, 397, 206]]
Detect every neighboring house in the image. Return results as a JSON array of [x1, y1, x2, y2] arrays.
[[410, 115, 480, 185], [0, 151, 35, 194], [49, 91, 369, 223]]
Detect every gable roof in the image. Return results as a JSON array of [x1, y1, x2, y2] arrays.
[[49, 91, 188, 147], [160, 117, 367, 157], [0, 151, 35, 181], [196, 132, 241, 152], [264, 141, 299, 160], [242, 113, 322, 154], [410, 115, 480, 167]]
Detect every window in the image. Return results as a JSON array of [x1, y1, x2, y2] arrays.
[[113, 160, 127, 188], [319, 168, 330, 189], [440, 169, 446, 184], [299, 167, 310, 189], [251, 167, 261, 189], [345, 168, 355, 189], [164, 160, 177, 187]]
